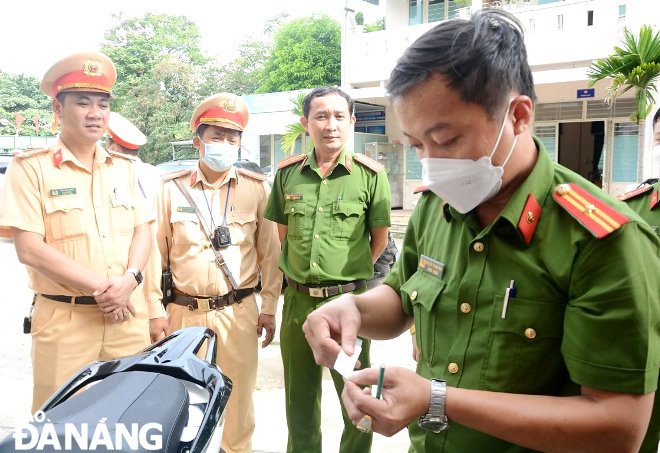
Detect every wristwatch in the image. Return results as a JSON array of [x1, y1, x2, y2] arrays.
[[417, 379, 448, 433], [125, 268, 143, 286]]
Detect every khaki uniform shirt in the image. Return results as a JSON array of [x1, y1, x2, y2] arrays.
[[0, 137, 152, 296], [264, 148, 391, 284], [153, 165, 281, 315], [385, 141, 660, 452]]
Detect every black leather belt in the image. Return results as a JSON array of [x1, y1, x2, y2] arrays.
[[286, 277, 367, 298], [41, 294, 97, 305], [172, 288, 256, 311]]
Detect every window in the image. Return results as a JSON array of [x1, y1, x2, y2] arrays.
[[409, 0, 423, 25], [529, 18, 536, 32], [587, 10, 593, 26], [618, 4, 626, 23], [429, 0, 444, 23], [557, 14, 563, 29]]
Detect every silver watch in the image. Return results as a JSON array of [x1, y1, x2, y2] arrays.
[[417, 379, 448, 433]]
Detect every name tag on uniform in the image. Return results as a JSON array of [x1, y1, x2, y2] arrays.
[[177, 206, 196, 213], [418, 255, 444, 279], [286, 193, 303, 201], [49, 188, 77, 197]]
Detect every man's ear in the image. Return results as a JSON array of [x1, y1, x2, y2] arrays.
[[300, 116, 309, 132], [511, 95, 534, 135], [192, 135, 203, 156], [52, 98, 62, 117]]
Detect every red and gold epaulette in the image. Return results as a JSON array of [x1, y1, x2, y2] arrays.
[[413, 185, 429, 194], [278, 153, 307, 169], [236, 167, 267, 182], [353, 153, 384, 173], [12, 148, 49, 159], [553, 183, 629, 239], [517, 193, 542, 245], [161, 168, 192, 182], [107, 149, 136, 161], [617, 184, 653, 201]]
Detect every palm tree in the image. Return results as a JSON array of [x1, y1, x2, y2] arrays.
[[281, 92, 313, 155], [587, 24, 660, 182], [587, 25, 660, 122]]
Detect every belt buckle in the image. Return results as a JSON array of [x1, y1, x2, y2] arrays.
[[196, 298, 211, 311], [309, 287, 325, 298]]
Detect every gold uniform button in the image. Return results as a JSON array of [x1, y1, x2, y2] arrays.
[[473, 242, 484, 252], [314, 234, 320, 239], [524, 328, 537, 339], [312, 262, 317, 267], [318, 207, 323, 212], [410, 290, 418, 301], [448, 362, 459, 374], [460, 303, 472, 314], [290, 208, 295, 213], [322, 179, 328, 185]]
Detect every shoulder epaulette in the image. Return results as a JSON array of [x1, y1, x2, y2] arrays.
[[12, 148, 49, 159], [413, 185, 429, 194], [161, 168, 192, 182], [236, 167, 267, 182], [278, 153, 307, 169], [617, 184, 653, 201], [353, 153, 384, 173], [107, 149, 136, 161], [553, 183, 629, 239]]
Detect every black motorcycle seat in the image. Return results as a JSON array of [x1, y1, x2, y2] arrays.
[[29, 371, 189, 453]]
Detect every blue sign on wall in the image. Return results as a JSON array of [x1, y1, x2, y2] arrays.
[[577, 88, 595, 98]]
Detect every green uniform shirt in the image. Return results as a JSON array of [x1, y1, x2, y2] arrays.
[[384, 140, 660, 452], [265, 148, 391, 284], [623, 180, 660, 235]]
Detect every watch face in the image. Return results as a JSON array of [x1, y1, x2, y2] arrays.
[[418, 416, 448, 434]]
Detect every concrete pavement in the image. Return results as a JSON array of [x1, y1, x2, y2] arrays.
[[0, 238, 414, 452]]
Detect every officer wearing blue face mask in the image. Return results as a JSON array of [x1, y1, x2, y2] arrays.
[[152, 93, 283, 453]]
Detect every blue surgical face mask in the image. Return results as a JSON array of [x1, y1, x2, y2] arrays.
[[201, 141, 239, 172]]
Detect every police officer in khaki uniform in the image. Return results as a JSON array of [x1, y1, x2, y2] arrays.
[[302, 10, 660, 453], [152, 93, 282, 453], [264, 86, 391, 453], [0, 51, 154, 412], [106, 111, 169, 341]]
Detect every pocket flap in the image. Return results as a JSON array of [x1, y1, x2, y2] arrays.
[[401, 269, 446, 311], [332, 200, 363, 217], [44, 196, 84, 214]]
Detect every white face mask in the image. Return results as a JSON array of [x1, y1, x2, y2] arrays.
[[201, 141, 239, 172], [420, 103, 517, 214]]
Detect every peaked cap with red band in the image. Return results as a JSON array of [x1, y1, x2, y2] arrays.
[[190, 93, 249, 133], [107, 112, 147, 150], [40, 51, 116, 98]]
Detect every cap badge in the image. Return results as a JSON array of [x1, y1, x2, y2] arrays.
[[82, 60, 103, 77], [223, 98, 237, 113]]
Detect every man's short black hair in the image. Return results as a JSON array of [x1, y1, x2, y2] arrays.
[[302, 87, 355, 118], [653, 108, 660, 127], [387, 8, 537, 118], [196, 123, 242, 139]]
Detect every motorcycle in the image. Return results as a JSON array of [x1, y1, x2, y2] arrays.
[[0, 327, 232, 452]]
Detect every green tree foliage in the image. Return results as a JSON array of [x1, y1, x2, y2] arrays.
[[588, 25, 660, 121], [257, 15, 341, 93], [101, 14, 208, 101], [0, 71, 52, 136], [282, 92, 312, 155], [205, 37, 272, 96]]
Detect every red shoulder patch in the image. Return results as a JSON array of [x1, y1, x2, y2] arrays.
[[517, 193, 541, 245], [237, 167, 267, 182], [161, 168, 192, 182], [277, 153, 306, 170], [617, 184, 653, 201], [353, 153, 384, 173], [12, 148, 49, 159], [553, 183, 629, 239], [651, 190, 659, 210]]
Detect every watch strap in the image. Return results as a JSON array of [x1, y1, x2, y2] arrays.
[[126, 268, 143, 285]]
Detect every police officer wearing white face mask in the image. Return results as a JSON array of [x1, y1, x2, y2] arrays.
[[152, 93, 283, 453]]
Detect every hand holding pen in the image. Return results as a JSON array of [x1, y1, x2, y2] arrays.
[[342, 365, 432, 437]]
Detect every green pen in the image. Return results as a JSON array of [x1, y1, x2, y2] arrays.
[[375, 364, 385, 399], [356, 365, 385, 433]]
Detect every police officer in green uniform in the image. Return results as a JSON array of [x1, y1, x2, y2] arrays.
[[618, 108, 660, 453], [302, 10, 660, 453], [264, 86, 391, 453]]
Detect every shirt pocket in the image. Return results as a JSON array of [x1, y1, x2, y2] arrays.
[[170, 210, 205, 246], [43, 196, 85, 241], [284, 200, 307, 239], [228, 211, 256, 246], [110, 189, 136, 235], [401, 270, 446, 364], [481, 296, 566, 394], [331, 200, 365, 240]]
